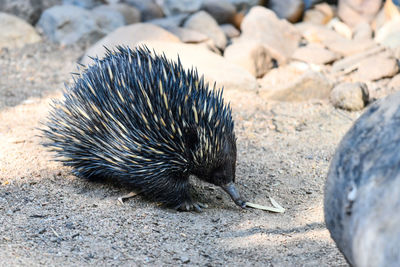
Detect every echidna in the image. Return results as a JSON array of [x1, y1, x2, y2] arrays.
[[42, 46, 245, 211]]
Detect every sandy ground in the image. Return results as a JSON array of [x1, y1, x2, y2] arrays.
[[0, 43, 355, 266]]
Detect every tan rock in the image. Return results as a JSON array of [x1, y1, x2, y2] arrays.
[[388, 74, 400, 89], [353, 21, 373, 41], [0, 12, 41, 49], [107, 3, 141, 24], [332, 46, 385, 73], [137, 41, 258, 91], [355, 54, 399, 81], [338, 0, 382, 28], [224, 41, 274, 78], [330, 82, 369, 111], [220, 24, 240, 39], [240, 6, 301, 65], [327, 18, 353, 39], [81, 23, 180, 65], [375, 18, 400, 49], [303, 3, 334, 25], [164, 26, 209, 43], [291, 43, 340, 65], [183, 11, 227, 50], [258, 63, 333, 101]]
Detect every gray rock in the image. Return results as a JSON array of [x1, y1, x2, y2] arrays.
[[0, 0, 60, 24], [227, 0, 259, 10], [92, 5, 125, 35], [240, 6, 301, 65], [291, 43, 340, 65], [37, 5, 102, 45], [184, 11, 227, 50], [0, 12, 41, 49], [337, 0, 382, 27], [325, 91, 400, 266], [330, 82, 369, 111], [106, 4, 141, 25], [81, 23, 180, 65], [224, 41, 274, 78], [220, 24, 240, 39], [201, 0, 237, 24], [155, 0, 202, 16], [258, 63, 333, 101], [124, 0, 164, 21], [149, 14, 188, 28], [138, 41, 258, 91], [62, 0, 101, 9], [268, 0, 304, 23], [164, 26, 209, 43]]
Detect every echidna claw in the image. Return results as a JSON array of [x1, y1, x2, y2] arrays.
[[175, 201, 208, 212]]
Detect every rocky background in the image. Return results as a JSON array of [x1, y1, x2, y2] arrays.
[[0, 0, 399, 266]]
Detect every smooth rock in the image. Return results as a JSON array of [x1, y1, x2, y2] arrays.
[[0, 12, 41, 49], [240, 6, 301, 64], [155, 0, 202, 16], [388, 73, 400, 89], [106, 3, 141, 25], [375, 18, 400, 49], [124, 0, 164, 21], [81, 23, 180, 65], [326, 38, 376, 56], [337, 0, 382, 27], [330, 82, 369, 111], [224, 41, 274, 78], [325, 91, 400, 266], [137, 41, 258, 91], [303, 3, 334, 25], [353, 21, 373, 41], [268, 0, 304, 23], [355, 54, 399, 81], [149, 14, 188, 28], [92, 5, 125, 34], [220, 24, 240, 39], [331, 46, 385, 73], [327, 18, 353, 39], [37, 5, 101, 45], [62, 0, 101, 8], [164, 26, 209, 43], [201, 0, 236, 24], [0, 0, 60, 24], [291, 43, 340, 65], [258, 63, 333, 101], [183, 11, 227, 50]]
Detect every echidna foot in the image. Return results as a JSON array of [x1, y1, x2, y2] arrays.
[[175, 201, 208, 212]]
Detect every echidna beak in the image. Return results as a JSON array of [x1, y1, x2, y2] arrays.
[[221, 182, 246, 208]]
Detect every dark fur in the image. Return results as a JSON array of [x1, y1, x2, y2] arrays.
[[42, 46, 237, 208]]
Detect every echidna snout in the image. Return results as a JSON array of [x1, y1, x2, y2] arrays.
[[221, 183, 246, 208]]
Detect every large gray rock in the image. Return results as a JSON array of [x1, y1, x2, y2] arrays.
[[81, 23, 180, 65], [105, 3, 141, 25], [240, 6, 301, 64], [155, 0, 202, 16], [124, 0, 164, 21], [62, 0, 101, 8], [183, 11, 227, 50], [268, 0, 304, 23], [330, 82, 369, 111], [92, 5, 125, 35], [0, 0, 60, 25], [0, 12, 41, 49], [201, 0, 237, 24], [325, 91, 400, 267], [137, 41, 258, 91], [37, 5, 102, 45]]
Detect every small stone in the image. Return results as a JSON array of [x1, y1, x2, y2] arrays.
[[164, 26, 209, 43], [268, 0, 304, 23], [353, 21, 372, 41], [201, 0, 236, 24], [330, 82, 369, 111], [220, 24, 240, 39], [106, 3, 141, 25], [92, 5, 125, 34], [124, 0, 164, 21], [183, 11, 227, 50], [291, 43, 340, 65], [355, 54, 399, 81], [327, 18, 353, 39], [337, 0, 382, 27], [180, 255, 190, 264], [156, 0, 202, 16], [303, 3, 334, 25], [149, 14, 188, 28]]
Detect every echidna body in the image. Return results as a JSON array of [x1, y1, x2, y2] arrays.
[[43, 46, 244, 210]]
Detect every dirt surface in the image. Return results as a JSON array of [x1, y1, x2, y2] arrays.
[[0, 42, 355, 266]]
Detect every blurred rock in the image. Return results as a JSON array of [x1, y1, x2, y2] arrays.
[[327, 18, 352, 39], [62, 0, 101, 8], [0, 0, 60, 25], [240, 6, 301, 64], [353, 22, 372, 41], [149, 14, 188, 28], [0, 12, 41, 49], [124, 0, 164, 21], [303, 3, 334, 25], [354, 53, 399, 81], [332, 46, 385, 73], [325, 91, 400, 266], [227, 0, 260, 10], [220, 24, 240, 39], [375, 18, 400, 49], [138, 41, 258, 91], [106, 4, 141, 25], [201, 0, 236, 24], [388, 74, 400, 89], [231, 11, 245, 29], [291, 43, 340, 65], [92, 5, 125, 35], [258, 63, 333, 101], [372, 0, 399, 31], [337, 0, 382, 27], [156, 0, 202, 16], [268, 0, 304, 23], [184, 11, 227, 50], [330, 82, 369, 111], [164, 26, 209, 43], [37, 5, 102, 45], [224, 41, 274, 78], [81, 23, 180, 65]]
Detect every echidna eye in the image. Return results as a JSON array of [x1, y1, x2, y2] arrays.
[[184, 127, 198, 151]]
